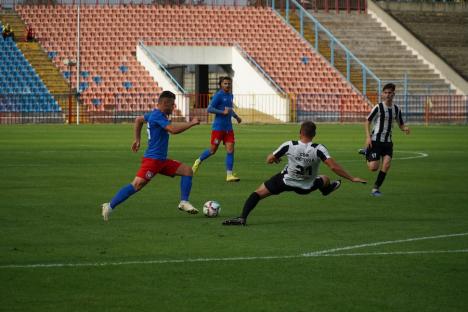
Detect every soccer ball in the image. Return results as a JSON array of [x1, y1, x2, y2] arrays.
[[203, 201, 221, 217]]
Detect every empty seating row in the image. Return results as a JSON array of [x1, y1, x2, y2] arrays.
[[16, 4, 367, 113]]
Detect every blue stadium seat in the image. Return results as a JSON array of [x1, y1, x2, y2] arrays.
[[123, 81, 132, 89], [92, 76, 102, 84]]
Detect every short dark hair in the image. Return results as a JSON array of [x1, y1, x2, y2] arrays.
[[382, 83, 396, 92], [218, 76, 232, 87], [159, 90, 176, 101], [300, 121, 316, 138]]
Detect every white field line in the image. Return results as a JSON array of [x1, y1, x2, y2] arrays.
[[315, 249, 468, 257], [1, 232, 467, 269], [338, 151, 428, 163], [303, 232, 468, 256], [2, 151, 428, 168]]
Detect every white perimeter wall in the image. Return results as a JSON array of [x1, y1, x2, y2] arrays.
[[137, 44, 289, 122]]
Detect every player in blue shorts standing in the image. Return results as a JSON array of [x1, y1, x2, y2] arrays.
[[101, 91, 200, 221], [192, 76, 242, 182]]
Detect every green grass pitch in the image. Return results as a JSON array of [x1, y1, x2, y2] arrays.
[[1, 123, 467, 311]]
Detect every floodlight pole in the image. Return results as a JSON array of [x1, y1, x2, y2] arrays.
[[76, 1, 81, 125], [64, 59, 76, 124]]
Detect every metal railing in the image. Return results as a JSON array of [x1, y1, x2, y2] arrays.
[[138, 40, 187, 94], [1, 92, 466, 124]]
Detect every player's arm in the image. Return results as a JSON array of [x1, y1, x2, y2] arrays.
[[397, 111, 410, 134], [324, 158, 367, 183], [267, 142, 289, 164], [165, 118, 200, 134], [231, 108, 242, 124], [207, 95, 229, 116], [266, 153, 281, 164], [399, 123, 410, 134], [132, 115, 145, 152], [364, 119, 372, 147]]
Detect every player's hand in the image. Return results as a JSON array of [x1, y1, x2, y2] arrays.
[[132, 140, 140, 152], [236, 116, 242, 124], [266, 154, 280, 164], [191, 117, 200, 125], [365, 137, 372, 148], [351, 177, 367, 184], [403, 126, 410, 135], [223, 108, 230, 115]]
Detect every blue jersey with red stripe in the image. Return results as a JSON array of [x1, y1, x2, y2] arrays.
[[208, 89, 235, 131], [143, 109, 171, 160]]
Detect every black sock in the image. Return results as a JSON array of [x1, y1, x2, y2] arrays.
[[240, 192, 261, 220], [374, 171, 387, 189]]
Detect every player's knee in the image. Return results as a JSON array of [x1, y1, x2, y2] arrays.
[[368, 163, 379, 171], [132, 180, 146, 191], [187, 167, 194, 176]]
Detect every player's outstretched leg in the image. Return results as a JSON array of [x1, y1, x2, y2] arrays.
[[321, 180, 341, 196], [178, 201, 199, 214], [222, 217, 246, 226], [371, 188, 382, 196], [192, 158, 201, 175], [192, 149, 212, 175], [225, 151, 240, 182], [101, 183, 138, 221], [178, 175, 198, 214], [101, 203, 112, 221]]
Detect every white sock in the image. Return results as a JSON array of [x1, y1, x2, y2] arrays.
[[227, 170, 233, 176]]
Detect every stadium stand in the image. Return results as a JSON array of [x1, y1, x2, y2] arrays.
[[309, 11, 455, 95], [15, 4, 369, 120], [376, 4, 468, 81], [0, 21, 61, 116]]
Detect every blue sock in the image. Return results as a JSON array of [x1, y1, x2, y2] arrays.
[[226, 152, 234, 171], [180, 176, 192, 201], [109, 184, 137, 209], [199, 149, 212, 161]]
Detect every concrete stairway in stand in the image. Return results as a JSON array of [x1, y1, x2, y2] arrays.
[[310, 11, 454, 95]]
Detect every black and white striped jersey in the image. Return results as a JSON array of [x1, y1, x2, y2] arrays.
[[273, 140, 331, 189], [367, 102, 404, 143]]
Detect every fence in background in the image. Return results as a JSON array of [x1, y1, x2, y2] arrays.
[[1, 93, 466, 124]]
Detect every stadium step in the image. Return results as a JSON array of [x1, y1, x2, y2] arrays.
[[16, 42, 87, 124], [309, 11, 455, 95], [283, 11, 368, 96]]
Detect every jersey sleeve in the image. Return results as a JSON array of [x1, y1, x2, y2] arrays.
[[151, 112, 171, 129], [367, 105, 379, 122], [207, 93, 224, 114], [273, 141, 290, 158], [316, 144, 331, 161]]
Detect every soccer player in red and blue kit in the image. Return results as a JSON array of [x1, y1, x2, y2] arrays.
[[192, 76, 242, 182], [101, 91, 200, 221]]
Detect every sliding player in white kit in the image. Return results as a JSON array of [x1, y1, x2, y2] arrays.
[[222, 121, 367, 226]]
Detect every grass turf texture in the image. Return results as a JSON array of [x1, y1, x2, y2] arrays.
[[1, 123, 467, 311]]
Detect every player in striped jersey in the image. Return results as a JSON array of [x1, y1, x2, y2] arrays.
[[222, 121, 367, 226], [359, 83, 410, 196]]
